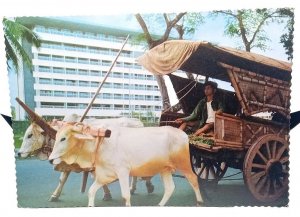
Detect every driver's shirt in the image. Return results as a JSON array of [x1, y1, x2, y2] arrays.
[[206, 101, 215, 123]]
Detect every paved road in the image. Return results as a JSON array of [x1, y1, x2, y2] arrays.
[[15, 158, 288, 207]]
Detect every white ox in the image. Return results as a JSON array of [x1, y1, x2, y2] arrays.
[[49, 124, 203, 206], [18, 114, 150, 201]]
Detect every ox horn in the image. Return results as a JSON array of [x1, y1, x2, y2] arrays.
[[15, 97, 57, 139]]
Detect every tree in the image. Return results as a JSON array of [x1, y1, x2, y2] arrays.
[[278, 8, 294, 61], [3, 17, 41, 72], [213, 9, 292, 52], [135, 13, 204, 110]]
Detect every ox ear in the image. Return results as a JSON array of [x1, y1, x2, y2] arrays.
[[73, 133, 94, 140]]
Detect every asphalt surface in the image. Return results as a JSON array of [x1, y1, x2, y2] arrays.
[[15, 158, 288, 207]]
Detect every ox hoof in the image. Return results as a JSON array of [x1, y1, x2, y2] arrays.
[[48, 195, 59, 202], [146, 182, 154, 194], [102, 193, 112, 201], [130, 188, 136, 195], [196, 201, 204, 207]]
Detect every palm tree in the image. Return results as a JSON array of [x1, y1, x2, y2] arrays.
[[3, 17, 41, 72]]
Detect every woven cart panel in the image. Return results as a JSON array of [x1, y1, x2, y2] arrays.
[[223, 63, 291, 117], [242, 119, 289, 147], [214, 114, 243, 148]]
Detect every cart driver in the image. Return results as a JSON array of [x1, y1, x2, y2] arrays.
[[175, 81, 224, 136]]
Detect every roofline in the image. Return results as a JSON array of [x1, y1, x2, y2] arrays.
[[16, 16, 162, 39]]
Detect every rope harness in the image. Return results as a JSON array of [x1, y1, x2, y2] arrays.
[[161, 77, 199, 116]]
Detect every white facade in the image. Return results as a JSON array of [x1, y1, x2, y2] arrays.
[[30, 24, 162, 120]]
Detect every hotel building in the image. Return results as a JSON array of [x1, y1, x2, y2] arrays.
[[16, 17, 162, 122]]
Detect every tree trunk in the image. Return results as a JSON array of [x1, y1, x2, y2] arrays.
[[245, 43, 251, 52], [154, 74, 171, 110]]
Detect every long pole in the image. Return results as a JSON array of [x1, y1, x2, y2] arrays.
[[79, 35, 130, 122], [79, 35, 130, 193]]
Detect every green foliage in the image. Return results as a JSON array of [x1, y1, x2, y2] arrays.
[[278, 8, 294, 60], [181, 13, 204, 37], [3, 17, 41, 73], [12, 120, 30, 148], [213, 8, 292, 53], [132, 12, 204, 44]]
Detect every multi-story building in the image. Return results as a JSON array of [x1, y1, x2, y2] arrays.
[[16, 17, 162, 122]]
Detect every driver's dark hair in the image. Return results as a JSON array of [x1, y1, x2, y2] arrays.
[[204, 81, 218, 90]]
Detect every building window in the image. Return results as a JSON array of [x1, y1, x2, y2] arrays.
[[114, 104, 123, 110], [54, 91, 65, 97], [135, 95, 144, 100], [124, 94, 129, 100], [155, 106, 162, 111], [91, 81, 100, 87], [66, 80, 77, 86], [53, 79, 65, 85], [38, 54, 51, 61], [40, 90, 52, 96], [114, 94, 122, 99], [41, 102, 64, 108], [90, 70, 101, 76], [79, 92, 90, 98], [39, 78, 51, 84], [79, 81, 89, 87], [52, 55, 64, 62], [78, 69, 88, 75], [103, 93, 112, 99], [66, 68, 77, 74], [67, 91, 77, 98], [90, 59, 99, 65], [78, 58, 89, 64], [146, 85, 153, 91], [124, 63, 132, 68], [112, 72, 123, 78], [102, 60, 111, 66], [124, 73, 130, 79], [64, 44, 77, 51], [103, 82, 112, 88], [53, 67, 65, 74], [78, 103, 88, 109], [65, 56, 76, 63], [38, 66, 51, 72], [154, 96, 161, 101], [89, 47, 99, 53], [113, 83, 123, 89], [146, 95, 153, 101]]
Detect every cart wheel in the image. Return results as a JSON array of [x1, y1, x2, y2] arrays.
[[244, 134, 289, 202], [191, 155, 228, 184]]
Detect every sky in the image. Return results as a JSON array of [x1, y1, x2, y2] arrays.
[[9, 12, 291, 107]]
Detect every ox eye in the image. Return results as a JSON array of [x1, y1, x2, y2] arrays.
[[60, 137, 66, 142], [27, 134, 33, 139]]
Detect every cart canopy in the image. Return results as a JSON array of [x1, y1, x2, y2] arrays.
[[137, 40, 291, 82]]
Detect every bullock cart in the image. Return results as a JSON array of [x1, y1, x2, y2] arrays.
[[137, 40, 292, 202]]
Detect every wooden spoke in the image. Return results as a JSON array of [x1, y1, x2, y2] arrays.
[[256, 175, 268, 193], [209, 166, 217, 179], [244, 134, 289, 202], [271, 141, 277, 159], [252, 163, 267, 169], [276, 143, 289, 161], [279, 156, 289, 164], [190, 154, 227, 185], [251, 171, 266, 181], [265, 141, 272, 160], [257, 150, 268, 163], [263, 177, 271, 196]]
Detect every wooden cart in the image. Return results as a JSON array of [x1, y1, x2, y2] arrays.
[[137, 40, 291, 202]]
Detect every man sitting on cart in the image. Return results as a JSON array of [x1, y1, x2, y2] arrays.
[[175, 81, 224, 136]]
